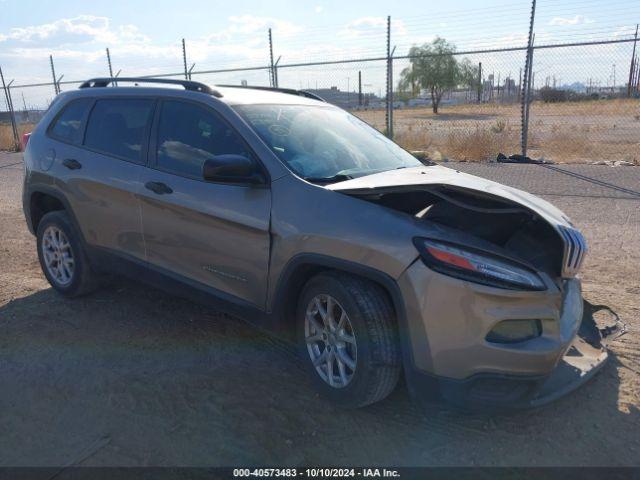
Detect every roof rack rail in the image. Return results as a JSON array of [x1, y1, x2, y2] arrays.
[[215, 84, 325, 102], [79, 77, 222, 97]]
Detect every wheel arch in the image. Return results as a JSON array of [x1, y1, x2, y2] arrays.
[[270, 254, 416, 371], [26, 186, 84, 244]]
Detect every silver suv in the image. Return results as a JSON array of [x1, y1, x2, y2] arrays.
[[23, 78, 611, 409]]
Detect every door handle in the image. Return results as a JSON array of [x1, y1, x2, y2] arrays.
[[145, 181, 173, 195], [62, 158, 82, 170]]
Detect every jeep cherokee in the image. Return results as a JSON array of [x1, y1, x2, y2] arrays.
[[22, 77, 612, 409]]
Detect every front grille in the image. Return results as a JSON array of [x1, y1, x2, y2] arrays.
[[558, 226, 587, 277]]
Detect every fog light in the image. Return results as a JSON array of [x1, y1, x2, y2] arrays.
[[486, 319, 542, 344]]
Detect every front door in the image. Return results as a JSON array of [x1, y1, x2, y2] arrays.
[[138, 99, 271, 308]]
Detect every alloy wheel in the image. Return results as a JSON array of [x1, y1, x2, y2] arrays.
[[304, 294, 357, 388], [41, 226, 75, 286]]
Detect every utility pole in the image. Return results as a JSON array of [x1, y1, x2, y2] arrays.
[[521, 0, 536, 157], [358, 70, 363, 106], [182, 39, 188, 80], [518, 67, 522, 99], [346, 77, 350, 106]]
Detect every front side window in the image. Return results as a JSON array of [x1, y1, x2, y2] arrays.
[[234, 104, 422, 182], [155, 100, 252, 179], [49, 98, 93, 144], [84, 98, 154, 163]]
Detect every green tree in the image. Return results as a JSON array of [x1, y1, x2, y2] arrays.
[[399, 38, 477, 114], [457, 58, 480, 90]]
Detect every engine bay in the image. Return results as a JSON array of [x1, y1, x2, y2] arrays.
[[342, 185, 565, 280]]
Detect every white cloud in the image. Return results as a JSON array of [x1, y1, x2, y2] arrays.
[[0, 14, 302, 71], [339, 17, 406, 39], [612, 25, 638, 37], [0, 15, 154, 48], [1, 15, 112, 45], [212, 15, 302, 39], [548, 15, 595, 26]]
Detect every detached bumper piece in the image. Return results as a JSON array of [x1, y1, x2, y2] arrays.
[[528, 302, 625, 408], [433, 304, 625, 410]]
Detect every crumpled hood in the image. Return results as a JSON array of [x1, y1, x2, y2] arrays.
[[327, 165, 573, 228]]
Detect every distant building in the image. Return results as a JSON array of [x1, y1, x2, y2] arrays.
[[306, 86, 381, 109], [407, 98, 430, 107]]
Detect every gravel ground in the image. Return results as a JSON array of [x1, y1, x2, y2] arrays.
[[1, 152, 639, 467]]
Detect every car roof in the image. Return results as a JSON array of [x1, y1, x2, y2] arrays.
[[67, 78, 328, 107], [214, 86, 325, 106]]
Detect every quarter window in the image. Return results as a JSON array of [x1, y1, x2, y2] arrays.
[[156, 100, 252, 178], [48, 98, 92, 144], [84, 98, 154, 163]]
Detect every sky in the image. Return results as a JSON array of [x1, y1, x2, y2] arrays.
[[0, 0, 638, 108]]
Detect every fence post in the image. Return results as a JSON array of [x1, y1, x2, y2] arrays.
[[0, 66, 20, 151], [388, 49, 395, 139], [106, 48, 114, 78], [182, 39, 189, 80], [385, 15, 392, 138], [274, 56, 281, 88], [628, 25, 638, 97], [635, 54, 640, 93], [477, 62, 483, 103], [268, 28, 275, 87], [49, 55, 60, 95], [520, 0, 536, 157]]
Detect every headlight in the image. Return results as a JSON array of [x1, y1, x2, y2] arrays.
[[413, 238, 546, 291]]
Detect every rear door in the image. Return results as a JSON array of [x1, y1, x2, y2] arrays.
[[53, 96, 155, 261], [138, 98, 272, 308]]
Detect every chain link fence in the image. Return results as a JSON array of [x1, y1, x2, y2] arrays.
[[1, 25, 639, 166], [526, 41, 640, 164], [391, 48, 525, 161]]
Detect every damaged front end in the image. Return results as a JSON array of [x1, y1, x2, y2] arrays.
[[328, 166, 623, 408], [333, 182, 571, 286]]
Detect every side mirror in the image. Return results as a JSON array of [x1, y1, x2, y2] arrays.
[[202, 155, 266, 185]]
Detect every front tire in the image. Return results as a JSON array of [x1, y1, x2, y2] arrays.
[[36, 211, 99, 297], [297, 272, 401, 408]]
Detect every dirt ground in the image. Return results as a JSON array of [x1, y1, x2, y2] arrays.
[[1, 152, 639, 467]]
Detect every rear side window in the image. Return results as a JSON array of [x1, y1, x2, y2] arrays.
[[155, 100, 252, 178], [84, 98, 154, 163], [48, 98, 92, 144]]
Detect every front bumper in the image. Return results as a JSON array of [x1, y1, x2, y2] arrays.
[[397, 261, 619, 409], [433, 323, 610, 409]]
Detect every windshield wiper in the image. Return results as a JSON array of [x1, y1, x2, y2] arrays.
[[304, 173, 353, 184]]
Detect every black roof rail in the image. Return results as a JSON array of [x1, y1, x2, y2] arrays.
[[215, 84, 325, 102], [79, 77, 222, 97]]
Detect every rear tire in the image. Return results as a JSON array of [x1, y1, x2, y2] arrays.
[[36, 211, 100, 297], [297, 272, 401, 408]]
